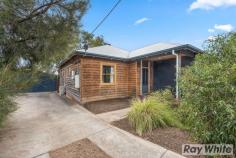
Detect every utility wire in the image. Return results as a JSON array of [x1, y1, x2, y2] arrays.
[[91, 0, 122, 34], [83, 0, 122, 51]]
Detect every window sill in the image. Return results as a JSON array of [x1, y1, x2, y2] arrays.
[[100, 83, 116, 86]]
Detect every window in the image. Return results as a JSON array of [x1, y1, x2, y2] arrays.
[[70, 67, 79, 80], [71, 70, 75, 79], [101, 64, 116, 84]]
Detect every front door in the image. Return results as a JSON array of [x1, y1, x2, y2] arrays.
[[142, 67, 148, 94]]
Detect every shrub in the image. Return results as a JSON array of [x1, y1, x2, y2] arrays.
[[150, 88, 175, 106], [179, 33, 236, 149], [0, 90, 16, 127], [0, 68, 23, 127], [128, 89, 182, 135]]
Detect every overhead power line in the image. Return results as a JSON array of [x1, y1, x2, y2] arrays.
[[91, 0, 122, 34], [83, 0, 122, 51]]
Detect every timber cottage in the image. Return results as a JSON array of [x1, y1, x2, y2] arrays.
[[58, 43, 201, 104]]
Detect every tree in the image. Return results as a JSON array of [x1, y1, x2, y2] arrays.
[[79, 31, 107, 49], [0, 0, 89, 126], [179, 32, 236, 150], [0, 0, 89, 70]]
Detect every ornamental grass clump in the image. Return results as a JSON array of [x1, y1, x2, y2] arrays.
[[128, 89, 182, 136]]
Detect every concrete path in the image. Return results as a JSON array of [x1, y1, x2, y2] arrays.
[[97, 107, 130, 123], [0, 92, 184, 158]]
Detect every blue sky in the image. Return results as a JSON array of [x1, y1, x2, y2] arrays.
[[82, 0, 236, 50]]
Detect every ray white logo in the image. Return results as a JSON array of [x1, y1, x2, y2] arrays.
[[182, 144, 233, 156]]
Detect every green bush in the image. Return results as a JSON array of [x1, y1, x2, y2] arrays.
[[0, 70, 37, 127], [150, 88, 175, 106], [128, 89, 182, 135], [0, 90, 16, 127], [179, 33, 236, 148]]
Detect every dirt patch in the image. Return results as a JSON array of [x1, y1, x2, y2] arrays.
[[49, 138, 111, 158], [83, 98, 130, 114], [112, 118, 197, 155]]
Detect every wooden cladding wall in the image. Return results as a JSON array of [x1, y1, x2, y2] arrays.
[[150, 61, 154, 92], [59, 55, 80, 101], [80, 57, 131, 103], [128, 61, 138, 96], [59, 56, 158, 104], [136, 61, 141, 95]]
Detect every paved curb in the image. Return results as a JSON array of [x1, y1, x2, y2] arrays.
[[96, 107, 130, 122]]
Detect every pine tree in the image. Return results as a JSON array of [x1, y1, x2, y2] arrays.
[[0, 0, 89, 126]]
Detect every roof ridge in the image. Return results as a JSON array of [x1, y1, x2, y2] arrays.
[[107, 44, 129, 53], [130, 42, 183, 53]]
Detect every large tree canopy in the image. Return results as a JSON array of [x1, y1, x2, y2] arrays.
[[0, 0, 89, 71], [0, 0, 89, 126], [79, 31, 108, 49]]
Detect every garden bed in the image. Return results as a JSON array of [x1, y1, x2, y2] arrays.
[[112, 118, 196, 155], [83, 98, 130, 114], [49, 138, 111, 158]]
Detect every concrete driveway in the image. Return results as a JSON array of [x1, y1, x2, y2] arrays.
[[0, 92, 184, 158]]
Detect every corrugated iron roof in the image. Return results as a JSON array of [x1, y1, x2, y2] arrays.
[[59, 42, 202, 67], [77, 45, 129, 59], [129, 43, 183, 58], [76, 42, 196, 59]]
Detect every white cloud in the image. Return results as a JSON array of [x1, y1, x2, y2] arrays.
[[208, 35, 217, 41], [208, 28, 215, 33], [208, 24, 234, 33], [134, 17, 150, 25], [189, 0, 236, 11], [214, 24, 234, 32]]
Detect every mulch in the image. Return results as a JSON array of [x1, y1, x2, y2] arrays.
[[83, 98, 130, 114], [49, 138, 111, 158], [112, 118, 198, 155]]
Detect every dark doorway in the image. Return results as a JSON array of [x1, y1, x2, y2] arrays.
[[181, 56, 194, 67], [142, 68, 148, 94], [153, 59, 176, 91]]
